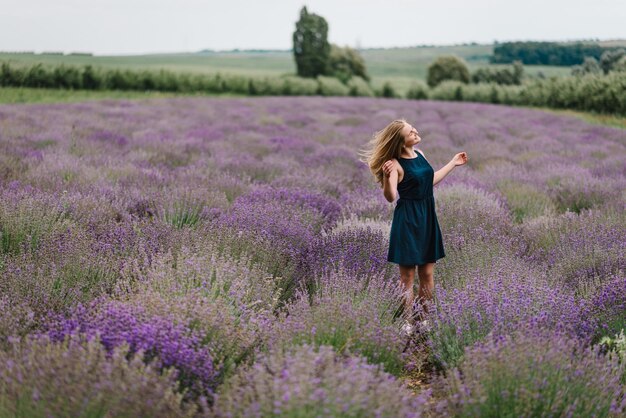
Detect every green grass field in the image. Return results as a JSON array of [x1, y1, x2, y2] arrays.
[[0, 44, 573, 96], [0, 87, 245, 104]]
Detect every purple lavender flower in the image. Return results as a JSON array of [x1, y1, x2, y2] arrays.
[[42, 299, 217, 402]]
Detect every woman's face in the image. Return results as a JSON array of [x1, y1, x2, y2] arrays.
[[401, 122, 421, 147]]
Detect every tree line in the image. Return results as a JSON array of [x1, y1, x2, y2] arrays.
[[0, 61, 382, 97], [492, 41, 625, 67]]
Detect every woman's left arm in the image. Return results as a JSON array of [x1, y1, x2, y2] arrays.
[[433, 152, 468, 186]]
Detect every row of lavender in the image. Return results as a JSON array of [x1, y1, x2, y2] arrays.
[[0, 96, 624, 416]]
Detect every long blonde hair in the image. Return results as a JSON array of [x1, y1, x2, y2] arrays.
[[359, 119, 407, 187]]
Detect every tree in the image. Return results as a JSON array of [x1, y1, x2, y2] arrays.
[[427, 55, 470, 87], [292, 7, 331, 78], [571, 57, 601, 76], [471, 61, 524, 85], [613, 56, 626, 73], [328, 44, 369, 83], [600, 48, 626, 74]]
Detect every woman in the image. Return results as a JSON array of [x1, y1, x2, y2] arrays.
[[361, 119, 468, 335]]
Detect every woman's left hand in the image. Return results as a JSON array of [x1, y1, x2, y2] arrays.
[[452, 152, 468, 166]]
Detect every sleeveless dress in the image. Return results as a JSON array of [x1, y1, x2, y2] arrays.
[[387, 149, 445, 266]]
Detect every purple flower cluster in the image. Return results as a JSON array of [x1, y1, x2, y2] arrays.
[[302, 225, 394, 284], [587, 273, 626, 341], [429, 262, 593, 368], [42, 298, 217, 402]]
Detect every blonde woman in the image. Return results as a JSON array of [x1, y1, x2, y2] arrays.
[[361, 119, 468, 335]]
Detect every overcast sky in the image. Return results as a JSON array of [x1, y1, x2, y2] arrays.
[[2, 0, 625, 55]]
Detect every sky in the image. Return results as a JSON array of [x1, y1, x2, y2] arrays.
[[1, 0, 625, 55]]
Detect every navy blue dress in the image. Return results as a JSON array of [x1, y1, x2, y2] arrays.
[[387, 150, 445, 266]]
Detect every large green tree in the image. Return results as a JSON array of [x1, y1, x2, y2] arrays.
[[292, 7, 331, 78]]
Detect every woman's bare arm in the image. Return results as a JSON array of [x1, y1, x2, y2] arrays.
[[382, 160, 398, 202], [433, 152, 468, 186], [433, 160, 456, 186]]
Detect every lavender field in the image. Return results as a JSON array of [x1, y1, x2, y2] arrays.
[[0, 96, 625, 417]]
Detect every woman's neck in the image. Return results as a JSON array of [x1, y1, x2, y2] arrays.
[[400, 147, 417, 158]]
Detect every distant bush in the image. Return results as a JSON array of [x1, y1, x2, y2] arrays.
[[316, 75, 350, 96], [81, 65, 102, 89], [376, 81, 399, 98], [25, 63, 54, 88], [216, 73, 248, 94], [520, 71, 626, 114], [471, 60, 524, 85], [328, 44, 369, 83], [600, 48, 626, 74], [280, 75, 319, 95], [405, 81, 429, 99], [426, 72, 626, 115], [427, 55, 470, 87], [346, 76, 374, 97], [614, 56, 626, 73], [571, 56, 602, 76], [247, 76, 284, 96], [429, 80, 466, 101]]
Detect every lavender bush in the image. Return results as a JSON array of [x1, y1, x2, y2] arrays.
[[268, 269, 408, 376], [0, 183, 74, 256], [42, 298, 218, 403], [0, 296, 36, 350], [494, 177, 557, 222], [435, 328, 626, 417], [0, 333, 195, 417], [587, 273, 626, 342], [117, 244, 280, 380], [428, 262, 592, 369], [211, 344, 430, 418], [302, 225, 395, 287], [599, 329, 626, 384], [519, 206, 626, 296], [1, 225, 119, 318]]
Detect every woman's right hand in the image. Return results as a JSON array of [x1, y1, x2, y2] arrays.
[[382, 160, 395, 177]]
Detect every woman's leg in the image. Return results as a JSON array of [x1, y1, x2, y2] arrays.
[[417, 262, 435, 319], [399, 264, 416, 321]]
